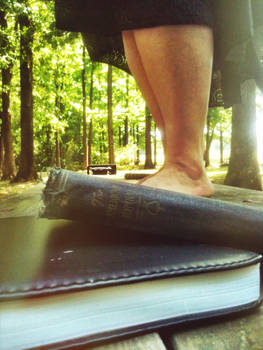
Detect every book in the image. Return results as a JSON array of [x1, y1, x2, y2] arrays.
[[0, 216, 261, 350], [41, 168, 263, 253]]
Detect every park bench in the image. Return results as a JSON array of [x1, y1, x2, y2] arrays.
[[87, 164, 117, 175]]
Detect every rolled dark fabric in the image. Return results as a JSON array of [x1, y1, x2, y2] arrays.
[[41, 168, 263, 253]]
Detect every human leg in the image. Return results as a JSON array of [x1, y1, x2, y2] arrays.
[[125, 25, 214, 196], [122, 30, 166, 149]]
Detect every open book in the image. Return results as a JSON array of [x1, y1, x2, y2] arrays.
[[0, 216, 261, 350]]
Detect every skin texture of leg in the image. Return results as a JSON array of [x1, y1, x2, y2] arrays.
[[122, 30, 166, 149], [122, 25, 214, 197]]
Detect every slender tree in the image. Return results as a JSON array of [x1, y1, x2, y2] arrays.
[[55, 84, 62, 167], [123, 73, 129, 147], [0, 10, 16, 180], [0, 119, 4, 176], [14, 3, 37, 181], [55, 131, 61, 168], [153, 122, 157, 166], [135, 124, 140, 165], [82, 45, 87, 170], [204, 113, 215, 167], [225, 80, 262, 190], [107, 64, 115, 164], [204, 109, 220, 167], [118, 126, 122, 146], [144, 106, 154, 169], [219, 122, 224, 166], [53, 55, 66, 169], [88, 62, 94, 166], [1, 69, 16, 179], [43, 125, 52, 167]]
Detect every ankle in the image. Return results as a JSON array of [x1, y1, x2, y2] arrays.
[[165, 158, 204, 180]]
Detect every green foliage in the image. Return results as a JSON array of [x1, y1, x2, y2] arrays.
[[1, 0, 233, 172]]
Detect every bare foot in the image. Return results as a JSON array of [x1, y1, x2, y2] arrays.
[[138, 162, 214, 197], [137, 167, 163, 185]]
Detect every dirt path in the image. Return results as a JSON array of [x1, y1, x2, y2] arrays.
[[0, 181, 45, 218]]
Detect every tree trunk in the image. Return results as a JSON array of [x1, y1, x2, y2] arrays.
[[88, 63, 94, 166], [124, 116, 129, 147], [204, 114, 210, 167], [99, 134, 103, 155], [107, 65, 115, 164], [123, 73, 129, 147], [53, 65, 65, 169], [14, 8, 37, 181], [1, 62, 16, 180], [118, 126, 122, 146], [54, 101, 61, 168], [204, 113, 216, 168], [102, 130, 107, 153], [88, 119, 93, 166], [135, 124, 140, 165], [224, 80, 262, 190], [154, 122, 157, 167], [82, 45, 87, 170], [144, 106, 154, 169], [0, 10, 16, 180], [220, 122, 224, 166], [45, 125, 52, 167], [55, 131, 61, 168], [132, 124, 135, 141], [0, 126, 4, 176]]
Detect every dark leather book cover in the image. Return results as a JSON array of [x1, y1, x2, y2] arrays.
[[0, 216, 261, 300], [0, 216, 261, 350], [41, 168, 263, 253]]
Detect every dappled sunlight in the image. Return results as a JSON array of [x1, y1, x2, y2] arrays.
[[0, 181, 40, 197], [257, 91, 263, 164]]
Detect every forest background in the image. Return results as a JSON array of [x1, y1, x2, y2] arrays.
[[1, 0, 263, 191]]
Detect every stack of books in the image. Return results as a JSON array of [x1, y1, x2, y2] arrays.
[[0, 169, 262, 350]]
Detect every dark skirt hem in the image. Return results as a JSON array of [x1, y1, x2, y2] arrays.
[[55, 0, 213, 35], [55, 0, 263, 108]]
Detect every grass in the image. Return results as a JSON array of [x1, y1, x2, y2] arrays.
[[207, 166, 228, 185], [0, 180, 40, 197]]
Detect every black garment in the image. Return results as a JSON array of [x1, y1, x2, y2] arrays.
[[55, 0, 214, 35], [55, 0, 263, 108]]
